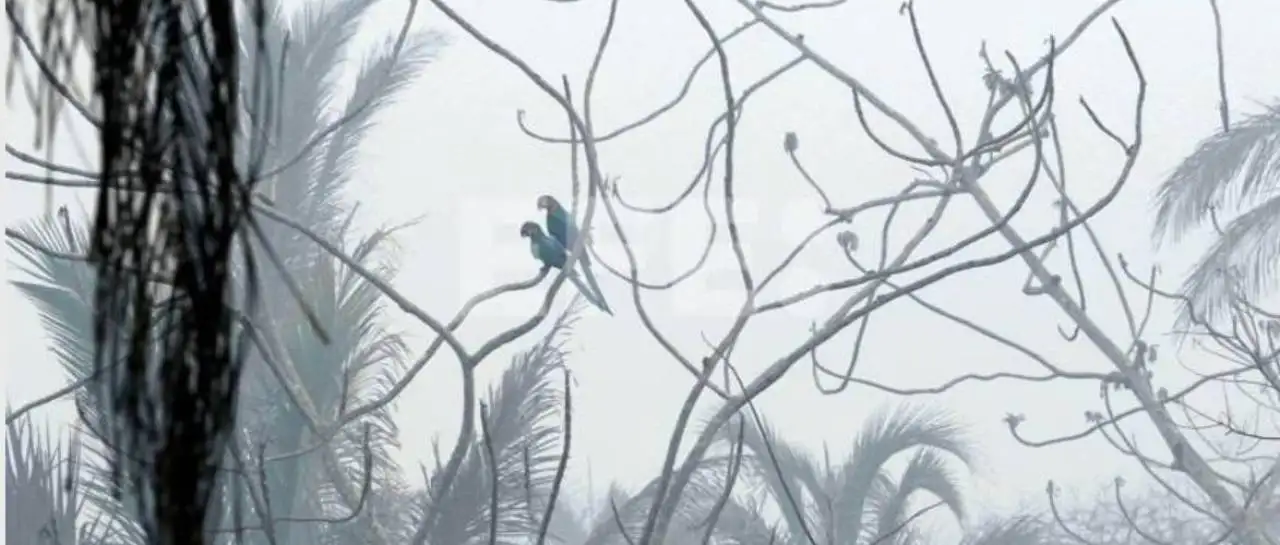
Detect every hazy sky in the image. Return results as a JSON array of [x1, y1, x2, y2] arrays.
[[4, 0, 1280, 531]]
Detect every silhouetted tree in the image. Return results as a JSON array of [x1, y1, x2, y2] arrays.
[[6, 1, 443, 543]]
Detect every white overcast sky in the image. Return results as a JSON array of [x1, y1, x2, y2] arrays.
[[4, 0, 1279, 528]]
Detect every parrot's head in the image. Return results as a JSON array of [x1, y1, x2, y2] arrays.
[[536, 195, 559, 212], [519, 221, 542, 238]]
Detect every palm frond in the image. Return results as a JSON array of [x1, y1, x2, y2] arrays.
[[845, 406, 974, 468], [332, 219, 418, 423], [579, 483, 636, 544], [247, 0, 384, 283], [7, 214, 154, 544], [1153, 102, 1280, 243], [830, 405, 972, 545], [850, 472, 899, 543], [580, 458, 736, 545], [287, 0, 379, 116], [226, 3, 441, 539], [313, 30, 447, 221], [1172, 193, 1280, 327], [8, 215, 96, 382], [318, 470, 420, 545], [705, 496, 784, 545], [239, 214, 416, 542], [6, 415, 91, 545], [424, 303, 582, 544], [263, 0, 380, 209], [870, 450, 966, 545], [526, 490, 591, 545], [712, 414, 824, 542]]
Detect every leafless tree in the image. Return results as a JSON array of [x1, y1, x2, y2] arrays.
[[408, 0, 1155, 544], [993, 157, 1280, 545], [1046, 472, 1279, 545], [688, 2, 1280, 542]]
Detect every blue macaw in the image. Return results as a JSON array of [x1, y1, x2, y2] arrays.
[[520, 221, 612, 315], [536, 195, 611, 314]]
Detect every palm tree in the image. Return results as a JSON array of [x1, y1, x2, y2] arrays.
[[1151, 102, 1280, 324], [566, 406, 1056, 545], [700, 406, 975, 545], [414, 301, 582, 545], [7, 0, 444, 541], [3, 303, 580, 545]]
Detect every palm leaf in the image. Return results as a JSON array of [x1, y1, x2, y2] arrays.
[[232, 215, 419, 545], [1153, 102, 1280, 243], [266, 0, 380, 214], [218, 1, 443, 537], [577, 484, 637, 545], [287, 0, 380, 115], [578, 459, 735, 545], [313, 30, 447, 222], [849, 472, 898, 544], [315, 223, 417, 540], [1170, 193, 1280, 327], [8, 215, 95, 382], [6, 415, 93, 545], [7, 214, 154, 545], [245, 0, 382, 291], [703, 494, 782, 545], [714, 414, 825, 542], [1152, 101, 1280, 323], [829, 405, 971, 545], [870, 450, 965, 545], [423, 304, 581, 545]]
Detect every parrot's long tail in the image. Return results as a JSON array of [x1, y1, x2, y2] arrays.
[[568, 272, 613, 315], [577, 263, 611, 314]]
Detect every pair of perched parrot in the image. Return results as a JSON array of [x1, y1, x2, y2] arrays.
[[520, 195, 612, 315]]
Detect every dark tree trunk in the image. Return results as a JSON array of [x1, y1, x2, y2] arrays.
[[85, 1, 261, 543]]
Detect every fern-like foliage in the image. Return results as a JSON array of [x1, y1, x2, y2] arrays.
[[575, 455, 738, 545], [6, 415, 96, 545], [419, 301, 583, 545], [8, 213, 152, 545], [1152, 101, 1280, 325], [831, 405, 972, 545]]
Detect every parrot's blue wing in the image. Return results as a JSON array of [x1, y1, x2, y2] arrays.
[[531, 236, 568, 271]]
